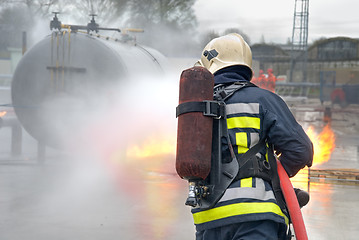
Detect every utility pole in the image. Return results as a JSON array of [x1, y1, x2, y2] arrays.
[[289, 0, 309, 83]]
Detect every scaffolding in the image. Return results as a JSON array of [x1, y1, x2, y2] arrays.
[[289, 0, 309, 83]]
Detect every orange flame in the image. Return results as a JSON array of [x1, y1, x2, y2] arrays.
[[125, 136, 176, 174], [126, 137, 176, 159], [0, 111, 6, 117], [306, 124, 336, 166]]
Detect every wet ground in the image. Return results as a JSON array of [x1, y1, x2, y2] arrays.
[[0, 157, 193, 240], [1, 154, 358, 240], [1, 99, 359, 240]]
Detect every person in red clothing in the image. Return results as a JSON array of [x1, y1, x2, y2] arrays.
[[257, 69, 266, 89], [267, 68, 277, 93], [251, 74, 258, 85]]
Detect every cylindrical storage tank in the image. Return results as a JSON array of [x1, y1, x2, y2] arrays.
[[11, 31, 167, 148]]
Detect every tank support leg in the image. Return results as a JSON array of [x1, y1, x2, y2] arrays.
[[38, 142, 46, 163], [11, 123, 22, 156]]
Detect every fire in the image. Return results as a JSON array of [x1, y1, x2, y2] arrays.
[[125, 136, 176, 174], [306, 124, 336, 166], [0, 111, 6, 117], [126, 137, 176, 159]]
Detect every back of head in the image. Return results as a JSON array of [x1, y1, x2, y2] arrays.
[[196, 33, 253, 78]]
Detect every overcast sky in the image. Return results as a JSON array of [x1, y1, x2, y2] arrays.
[[193, 0, 359, 44]]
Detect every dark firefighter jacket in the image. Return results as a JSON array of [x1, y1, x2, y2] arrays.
[[191, 66, 313, 233]]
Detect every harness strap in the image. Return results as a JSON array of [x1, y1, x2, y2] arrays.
[[176, 100, 225, 118], [177, 81, 255, 118], [237, 139, 266, 169], [233, 139, 272, 182], [232, 140, 290, 220], [214, 81, 256, 101], [215, 82, 289, 220], [214, 81, 272, 182]]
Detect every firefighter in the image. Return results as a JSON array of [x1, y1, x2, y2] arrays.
[[267, 68, 277, 93], [193, 33, 313, 240], [257, 69, 266, 89], [251, 74, 258, 85]]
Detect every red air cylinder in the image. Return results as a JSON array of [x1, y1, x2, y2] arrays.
[[176, 67, 214, 180]]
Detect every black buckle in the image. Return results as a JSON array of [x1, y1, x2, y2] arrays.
[[176, 100, 225, 119], [203, 100, 225, 119], [203, 100, 217, 117]]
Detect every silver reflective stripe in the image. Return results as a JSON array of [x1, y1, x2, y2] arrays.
[[251, 133, 262, 158], [250, 132, 260, 147], [218, 178, 275, 203], [226, 103, 260, 115]]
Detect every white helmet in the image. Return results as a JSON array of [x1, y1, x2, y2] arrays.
[[196, 33, 253, 77]]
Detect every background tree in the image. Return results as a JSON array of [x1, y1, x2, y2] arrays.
[[223, 28, 251, 45], [199, 30, 220, 49], [69, 0, 129, 25], [198, 28, 251, 52], [0, 6, 33, 50], [122, 0, 198, 56], [0, 0, 199, 56], [0, 0, 62, 51]]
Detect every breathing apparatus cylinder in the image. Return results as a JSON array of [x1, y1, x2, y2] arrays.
[[176, 67, 214, 181]]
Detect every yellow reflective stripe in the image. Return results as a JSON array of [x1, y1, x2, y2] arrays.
[[235, 132, 248, 154], [240, 177, 252, 188], [193, 202, 289, 225], [227, 117, 260, 129], [238, 146, 248, 154]]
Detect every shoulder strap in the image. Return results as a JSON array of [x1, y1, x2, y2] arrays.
[[214, 81, 256, 101]]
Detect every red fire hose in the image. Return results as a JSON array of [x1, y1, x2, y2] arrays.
[[277, 160, 308, 240]]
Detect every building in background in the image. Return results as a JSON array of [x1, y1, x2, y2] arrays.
[[251, 37, 359, 104], [251, 37, 359, 85]]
